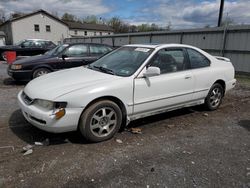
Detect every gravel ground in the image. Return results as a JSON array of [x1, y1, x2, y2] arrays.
[[0, 62, 249, 188]]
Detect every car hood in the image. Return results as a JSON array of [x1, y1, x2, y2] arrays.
[[24, 67, 121, 101], [13, 54, 53, 64]]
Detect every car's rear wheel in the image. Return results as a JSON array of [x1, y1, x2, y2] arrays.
[[79, 100, 122, 142], [33, 68, 51, 78], [1, 52, 7, 61], [205, 83, 224, 110]]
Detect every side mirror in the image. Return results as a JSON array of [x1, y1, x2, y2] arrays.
[[143, 66, 160, 77], [61, 54, 68, 60], [20, 44, 25, 48]]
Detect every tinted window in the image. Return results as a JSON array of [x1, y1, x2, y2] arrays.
[[150, 49, 186, 74], [21, 40, 35, 48], [90, 45, 112, 55], [64, 45, 88, 57], [187, 48, 210, 68]]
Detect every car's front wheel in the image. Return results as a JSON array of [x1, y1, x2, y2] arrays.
[[205, 83, 224, 110], [79, 100, 122, 142], [33, 68, 51, 78]]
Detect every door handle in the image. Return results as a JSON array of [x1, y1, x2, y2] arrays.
[[184, 75, 192, 79]]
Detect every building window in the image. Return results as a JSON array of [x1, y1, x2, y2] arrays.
[[46, 25, 51, 32], [34, 24, 39, 32], [94, 32, 96, 36], [100, 32, 102, 36], [84, 31, 87, 36], [74, 30, 78, 35]]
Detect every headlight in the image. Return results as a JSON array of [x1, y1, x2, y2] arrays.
[[34, 99, 67, 110], [34, 99, 54, 110], [11, 64, 22, 70]]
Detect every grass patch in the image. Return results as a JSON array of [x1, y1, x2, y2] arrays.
[[236, 74, 250, 87]]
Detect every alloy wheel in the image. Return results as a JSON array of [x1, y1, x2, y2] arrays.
[[90, 107, 117, 138]]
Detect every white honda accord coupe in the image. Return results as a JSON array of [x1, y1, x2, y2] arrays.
[[18, 44, 236, 142]]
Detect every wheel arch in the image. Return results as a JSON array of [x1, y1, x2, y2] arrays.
[[78, 95, 128, 130], [32, 65, 53, 78], [213, 79, 226, 95], [32, 64, 53, 73]]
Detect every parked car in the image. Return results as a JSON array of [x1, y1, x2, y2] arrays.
[[17, 44, 236, 142], [8, 43, 113, 80], [0, 39, 56, 61]]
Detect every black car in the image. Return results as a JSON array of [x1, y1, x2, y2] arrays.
[[0, 39, 56, 60], [8, 43, 113, 80]]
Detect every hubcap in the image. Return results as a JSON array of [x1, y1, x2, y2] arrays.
[[209, 87, 222, 108], [1, 52, 7, 61], [36, 70, 48, 77], [90, 107, 117, 138]]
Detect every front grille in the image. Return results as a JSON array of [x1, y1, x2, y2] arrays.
[[22, 92, 34, 105]]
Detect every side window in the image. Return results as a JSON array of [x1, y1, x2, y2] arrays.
[[34, 41, 45, 48], [187, 48, 210, 69], [150, 49, 186, 74], [64, 45, 88, 57], [90, 45, 111, 56], [22, 41, 34, 48]]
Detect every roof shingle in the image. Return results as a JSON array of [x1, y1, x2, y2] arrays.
[[64, 21, 114, 32]]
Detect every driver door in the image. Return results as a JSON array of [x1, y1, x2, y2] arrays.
[[61, 44, 92, 69], [133, 48, 194, 115]]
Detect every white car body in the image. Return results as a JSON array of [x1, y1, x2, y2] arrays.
[[17, 44, 236, 133]]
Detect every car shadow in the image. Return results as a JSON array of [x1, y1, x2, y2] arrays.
[[9, 106, 207, 145], [238, 120, 250, 131], [9, 109, 89, 145], [3, 78, 28, 86]]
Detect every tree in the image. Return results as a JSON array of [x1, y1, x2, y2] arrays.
[[107, 17, 125, 33], [10, 12, 25, 19], [83, 15, 99, 24], [221, 17, 234, 27], [0, 9, 5, 24], [61, 13, 76, 22]]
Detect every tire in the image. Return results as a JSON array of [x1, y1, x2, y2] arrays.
[[79, 100, 122, 142], [1, 52, 7, 61], [205, 83, 224, 111], [33, 68, 51, 78]]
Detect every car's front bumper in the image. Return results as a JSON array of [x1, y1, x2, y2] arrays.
[[8, 67, 33, 81], [17, 90, 83, 133]]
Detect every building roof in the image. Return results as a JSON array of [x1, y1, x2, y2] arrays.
[[0, 9, 68, 27], [65, 21, 114, 32]]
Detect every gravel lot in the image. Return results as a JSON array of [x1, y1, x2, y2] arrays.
[[0, 62, 249, 188]]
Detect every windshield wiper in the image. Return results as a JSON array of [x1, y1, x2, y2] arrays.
[[93, 65, 116, 75]]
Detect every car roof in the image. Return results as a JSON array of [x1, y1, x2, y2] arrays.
[[25, 39, 52, 42], [64, 43, 112, 47], [125, 43, 197, 49]]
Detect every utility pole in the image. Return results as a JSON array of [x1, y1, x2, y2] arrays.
[[218, 0, 224, 27]]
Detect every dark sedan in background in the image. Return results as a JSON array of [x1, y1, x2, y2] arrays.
[[0, 39, 56, 60], [8, 43, 113, 80]]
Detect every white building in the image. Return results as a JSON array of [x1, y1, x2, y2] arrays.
[[65, 21, 113, 37], [0, 10, 69, 44], [0, 10, 114, 45], [0, 31, 6, 46]]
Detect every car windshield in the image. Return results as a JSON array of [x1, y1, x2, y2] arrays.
[[89, 46, 153, 77], [45, 44, 69, 56]]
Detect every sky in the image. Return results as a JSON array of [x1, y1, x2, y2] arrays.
[[0, 0, 250, 29]]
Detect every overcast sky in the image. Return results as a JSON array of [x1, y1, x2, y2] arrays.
[[0, 0, 250, 28]]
